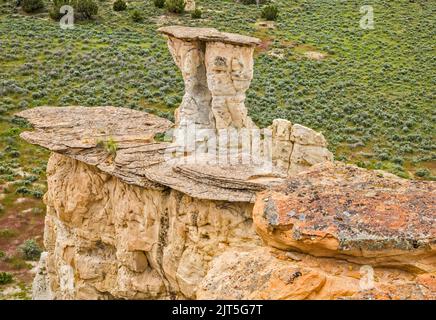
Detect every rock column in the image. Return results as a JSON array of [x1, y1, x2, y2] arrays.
[[166, 37, 214, 129], [205, 42, 257, 129], [159, 26, 260, 131]]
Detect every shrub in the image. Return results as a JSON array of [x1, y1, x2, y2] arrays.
[[131, 9, 143, 22], [16, 186, 31, 195], [75, 0, 98, 19], [49, 0, 71, 20], [415, 168, 430, 178], [261, 5, 278, 21], [153, 0, 164, 8], [19, 239, 42, 261], [0, 229, 17, 239], [241, 0, 268, 4], [113, 0, 126, 11], [97, 137, 117, 156], [49, 0, 98, 20], [0, 272, 13, 285], [165, 0, 184, 14], [21, 0, 44, 13], [191, 8, 201, 19]]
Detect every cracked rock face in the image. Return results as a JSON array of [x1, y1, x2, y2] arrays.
[[39, 153, 258, 299], [253, 162, 436, 273], [270, 119, 333, 176], [30, 153, 435, 300]]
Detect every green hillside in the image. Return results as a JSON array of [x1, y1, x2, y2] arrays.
[[0, 0, 435, 297]]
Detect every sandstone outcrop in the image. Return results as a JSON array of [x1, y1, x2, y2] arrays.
[[158, 26, 332, 175], [17, 107, 284, 203], [19, 107, 435, 300], [159, 26, 259, 130], [18, 26, 435, 300], [270, 119, 333, 176], [254, 162, 435, 273], [184, 0, 195, 11]]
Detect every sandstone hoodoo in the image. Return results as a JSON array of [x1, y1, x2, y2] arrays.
[[158, 26, 260, 130], [18, 27, 435, 300]]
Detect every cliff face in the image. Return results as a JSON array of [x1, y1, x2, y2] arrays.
[[19, 27, 435, 300], [37, 153, 257, 299], [29, 153, 435, 300]]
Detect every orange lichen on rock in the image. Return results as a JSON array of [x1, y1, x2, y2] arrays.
[[253, 162, 435, 272]]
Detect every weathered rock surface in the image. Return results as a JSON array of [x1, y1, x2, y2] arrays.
[[17, 107, 283, 203], [21, 151, 434, 300], [160, 26, 258, 130], [254, 162, 436, 273], [19, 108, 435, 300], [37, 153, 258, 299], [184, 0, 195, 11], [17, 107, 332, 202], [270, 119, 333, 176], [159, 26, 332, 175]]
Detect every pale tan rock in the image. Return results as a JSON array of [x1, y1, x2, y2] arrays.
[[35, 153, 259, 299], [197, 247, 431, 300], [160, 26, 258, 130], [27, 147, 435, 300], [166, 37, 214, 129], [288, 144, 334, 175], [290, 123, 327, 146], [271, 119, 293, 173], [270, 120, 333, 175], [205, 42, 257, 129], [32, 252, 53, 300], [184, 0, 195, 11], [158, 26, 261, 47], [18, 107, 281, 202]]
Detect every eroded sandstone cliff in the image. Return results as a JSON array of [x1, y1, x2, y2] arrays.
[[18, 26, 435, 300]]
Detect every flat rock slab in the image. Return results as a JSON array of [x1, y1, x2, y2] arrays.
[[254, 162, 436, 272], [17, 106, 279, 202], [158, 26, 261, 46]]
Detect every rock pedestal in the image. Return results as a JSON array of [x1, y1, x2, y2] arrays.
[[159, 26, 332, 175], [159, 26, 259, 130]]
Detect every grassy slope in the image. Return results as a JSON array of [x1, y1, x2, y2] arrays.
[[0, 0, 434, 296]]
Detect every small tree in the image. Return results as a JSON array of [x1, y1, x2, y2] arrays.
[[21, 0, 44, 13], [261, 4, 278, 21], [113, 0, 126, 11], [131, 9, 143, 22], [19, 239, 42, 261], [75, 0, 98, 19], [191, 8, 201, 19], [165, 0, 184, 14], [49, 0, 71, 20], [153, 0, 165, 8], [0, 272, 13, 285]]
